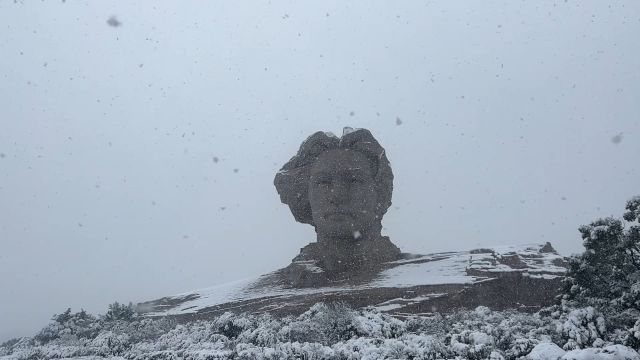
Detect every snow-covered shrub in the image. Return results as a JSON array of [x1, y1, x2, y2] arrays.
[[282, 302, 358, 345], [352, 307, 405, 339], [0, 337, 33, 358], [405, 312, 448, 337], [526, 342, 566, 360], [34, 322, 64, 345], [279, 316, 325, 344], [622, 281, 640, 312], [126, 317, 177, 343], [33, 308, 100, 345], [273, 342, 335, 360], [234, 342, 334, 360], [104, 301, 137, 322], [562, 344, 640, 360], [236, 314, 282, 347], [625, 319, 640, 350], [87, 330, 131, 356], [449, 329, 494, 360], [212, 312, 254, 339], [561, 307, 607, 350], [5, 302, 640, 360], [0, 338, 18, 356], [561, 197, 640, 316]]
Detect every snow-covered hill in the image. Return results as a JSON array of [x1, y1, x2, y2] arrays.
[[3, 243, 639, 360], [138, 243, 567, 319]]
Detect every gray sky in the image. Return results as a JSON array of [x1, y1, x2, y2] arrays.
[[1, 0, 639, 342]]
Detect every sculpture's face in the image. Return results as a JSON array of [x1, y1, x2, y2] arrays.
[[308, 149, 379, 240]]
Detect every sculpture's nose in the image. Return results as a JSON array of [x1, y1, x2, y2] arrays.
[[328, 181, 350, 205]]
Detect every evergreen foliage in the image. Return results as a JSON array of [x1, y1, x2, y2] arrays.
[[34, 308, 99, 345], [560, 196, 640, 348], [2, 303, 638, 360], [52, 308, 72, 324], [103, 301, 136, 322], [561, 197, 640, 304]]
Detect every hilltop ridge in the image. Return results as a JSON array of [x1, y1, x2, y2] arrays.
[[138, 242, 567, 320]]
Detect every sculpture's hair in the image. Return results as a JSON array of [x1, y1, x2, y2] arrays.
[[274, 128, 393, 226]]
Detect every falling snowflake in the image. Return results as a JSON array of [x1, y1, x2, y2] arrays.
[[107, 16, 122, 27], [611, 133, 623, 144]]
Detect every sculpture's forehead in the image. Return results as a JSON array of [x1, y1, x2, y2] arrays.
[[310, 149, 374, 175]]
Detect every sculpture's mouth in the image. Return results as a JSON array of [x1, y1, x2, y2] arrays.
[[325, 211, 354, 220]]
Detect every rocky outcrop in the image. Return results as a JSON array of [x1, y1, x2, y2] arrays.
[[138, 242, 567, 321]]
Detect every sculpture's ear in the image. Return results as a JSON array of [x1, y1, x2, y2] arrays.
[[274, 165, 313, 225], [374, 154, 394, 218]]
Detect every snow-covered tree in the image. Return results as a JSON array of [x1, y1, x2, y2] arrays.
[[561, 196, 640, 348], [562, 196, 640, 305], [34, 308, 100, 345], [103, 301, 136, 322]]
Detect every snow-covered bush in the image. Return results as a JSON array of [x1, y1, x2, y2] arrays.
[[3, 303, 639, 360], [526, 342, 566, 360], [33, 308, 100, 345], [280, 302, 358, 345], [353, 306, 405, 339], [626, 319, 640, 350], [561, 197, 640, 320], [560, 307, 607, 350], [449, 329, 494, 359], [104, 301, 137, 322], [562, 344, 640, 360], [555, 196, 640, 353]]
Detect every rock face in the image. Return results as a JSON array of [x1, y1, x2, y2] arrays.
[[138, 242, 567, 321]]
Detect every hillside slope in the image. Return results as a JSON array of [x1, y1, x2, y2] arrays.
[[138, 242, 567, 320]]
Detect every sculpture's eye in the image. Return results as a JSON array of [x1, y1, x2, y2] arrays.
[[313, 175, 332, 186]]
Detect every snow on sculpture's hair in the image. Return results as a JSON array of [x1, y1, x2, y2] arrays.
[[274, 128, 393, 226]]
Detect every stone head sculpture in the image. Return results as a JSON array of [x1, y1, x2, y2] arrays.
[[274, 128, 394, 247]]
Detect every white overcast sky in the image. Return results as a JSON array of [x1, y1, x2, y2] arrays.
[[1, 0, 639, 341]]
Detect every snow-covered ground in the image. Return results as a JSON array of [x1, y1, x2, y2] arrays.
[[141, 243, 566, 317], [2, 303, 638, 360], [5, 243, 615, 359]]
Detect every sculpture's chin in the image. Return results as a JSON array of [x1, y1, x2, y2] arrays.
[[315, 216, 382, 241], [317, 223, 360, 240]]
